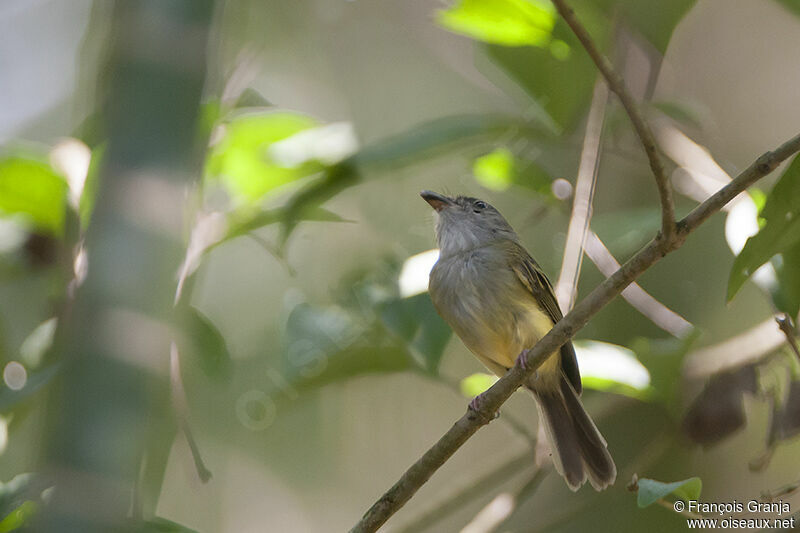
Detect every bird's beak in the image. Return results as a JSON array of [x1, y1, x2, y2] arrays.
[[420, 190, 453, 212]]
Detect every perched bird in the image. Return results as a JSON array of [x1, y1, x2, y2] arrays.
[[421, 190, 616, 491]]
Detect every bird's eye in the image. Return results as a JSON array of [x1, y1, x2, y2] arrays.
[[473, 201, 487, 212]]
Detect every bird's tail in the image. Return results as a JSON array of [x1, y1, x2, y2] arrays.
[[530, 377, 616, 491]]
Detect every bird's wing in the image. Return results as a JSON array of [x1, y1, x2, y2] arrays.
[[508, 242, 582, 394]]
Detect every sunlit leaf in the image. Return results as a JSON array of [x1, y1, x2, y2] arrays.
[[0, 156, 67, 236], [0, 474, 44, 531], [574, 340, 653, 400], [485, 7, 607, 131], [473, 148, 514, 191], [636, 476, 702, 508], [205, 111, 322, 201], [728, 156, 800, 305], [0, 500, 36, 532], [436, 0, 555, 47], [460, 373, 498, 397]]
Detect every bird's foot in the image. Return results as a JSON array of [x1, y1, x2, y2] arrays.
[[469, 393, 500, 420], [516, 349, 539, 379]]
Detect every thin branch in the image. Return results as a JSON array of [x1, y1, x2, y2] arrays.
[[585, 231, 693, 338], [349, 133, 800, 533], [555, 78, 608, 311], [683, 317, 786, 379], [394, 453, 533, 533], [776, 314, 800, 362], [551, 0, 676, 243]]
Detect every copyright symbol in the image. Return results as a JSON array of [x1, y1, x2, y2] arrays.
[[674, 500, 685, 512]]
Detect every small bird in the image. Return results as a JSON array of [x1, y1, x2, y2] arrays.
[[421, 190, 616, 491]]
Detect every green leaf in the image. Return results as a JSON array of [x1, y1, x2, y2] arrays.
[[379, 294, 452, 375], [280, 304, 412, 391], [473, 148, 514, 191], [573, 340, 653, 401], [775, 0, 800, 18], [356, 114, 543, 166], [636, 477, 702, 508], [178, 306, 233, 380], [0, 365, 60, 413], [0, 500, 36, 532], [772, 243, 800, 317], [205, 111, 321, 202], [135, 517, 200, 533], [728, 156, 800, 303], [0, 156, 67, 236], [485, 7, 607, 131], [0, 474, 43, 530], [19, 318, 57, 368], [436, 0, 556, 47], [460, 373, 498, 397], [589, 0, 695, 53]]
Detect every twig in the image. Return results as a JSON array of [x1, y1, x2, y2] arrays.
[[349, 133, 800, 533], [394, 453, 532, 533], [585, 231, 693, 338], [684, 317, 787, 379], [461, 467, 549, 533], [776, 314, 800, 362], [555, 78, 608, 312], [170, 343, 212, 482], [551, 0, 676, 244]]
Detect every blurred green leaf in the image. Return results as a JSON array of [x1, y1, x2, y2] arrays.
[[281, 304, 412, 390], [178, 306, 233, 380], [485, 7, 606, 131], [380, 294, 452, 375], [460, 373, 498, 397], [206, 111, 321, 201], [636, 476, 702, 508], [631, 331, 699, 414], [0, 500, 36, 533], [0, 474, 43, 532], [0, 157, 67, 236], [589, 0, 695, 53], [19, 318, 57, 369], [357, 114, 543, 166], [473, 148, 514, 191], [728, 156, 800, 305], [591, 207, 662, 256], [233, 88, 272, 109], [436, 0, 555, 47], [772, 244, 800, 317], [226, 206, 350, 243], [78, 145, 104, 229], [134, 517, 199, 533], [574, 340, 653, 401], [774, 0, 800, 18], [0, 365, 60, 413]]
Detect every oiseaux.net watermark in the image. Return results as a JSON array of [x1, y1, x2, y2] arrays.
[[675, 499, 796, 529]]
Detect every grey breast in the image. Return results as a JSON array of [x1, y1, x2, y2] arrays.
[[429, 244, 524, 361]]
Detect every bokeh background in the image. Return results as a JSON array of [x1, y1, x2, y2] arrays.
[[1, 0, 800, 531]]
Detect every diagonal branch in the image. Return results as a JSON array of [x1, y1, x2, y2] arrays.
[[551, 0, 676, 244], [350, 133, 800, 533]]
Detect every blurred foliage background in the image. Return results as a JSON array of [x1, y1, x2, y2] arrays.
[[0, 0, 800, 531]]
